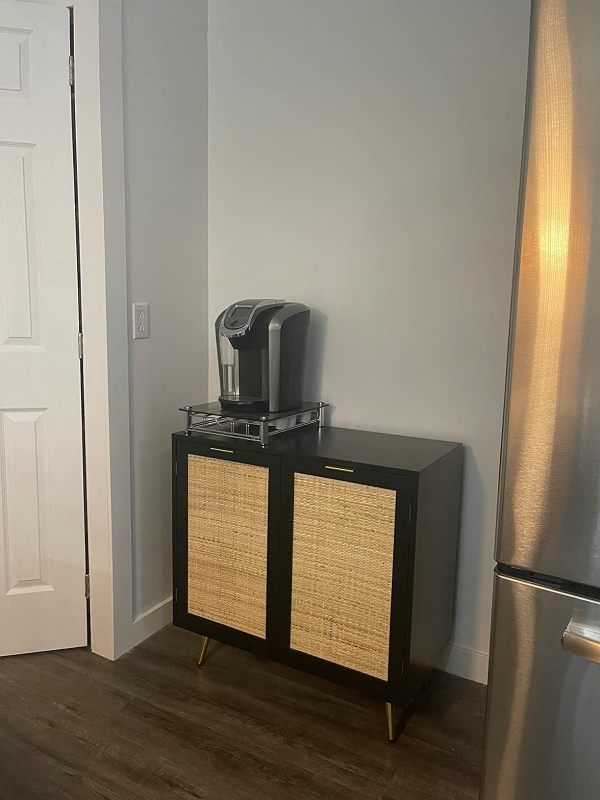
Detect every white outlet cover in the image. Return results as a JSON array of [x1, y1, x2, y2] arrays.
[[132, 302, 149, 339]]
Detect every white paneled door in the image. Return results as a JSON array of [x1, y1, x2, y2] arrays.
[[0, 1, 86, 655]]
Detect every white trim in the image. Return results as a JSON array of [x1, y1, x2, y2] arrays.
[[93, 0, 133, 659], [72, 0, 133, 660], [129, 596, 173, 650], [437, 642, 489, 685]]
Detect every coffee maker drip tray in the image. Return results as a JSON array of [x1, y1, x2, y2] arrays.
[[180, 401, 329, 447]]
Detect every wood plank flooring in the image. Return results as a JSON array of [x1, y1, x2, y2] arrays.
[[0, 625, 486, 800]]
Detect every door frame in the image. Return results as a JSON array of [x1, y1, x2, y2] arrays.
[[19, 0, 136, 660]]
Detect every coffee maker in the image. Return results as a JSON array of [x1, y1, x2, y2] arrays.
[[215, 299, 310, 413]]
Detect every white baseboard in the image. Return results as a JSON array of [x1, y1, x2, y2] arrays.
[[129, 596, 173, 651], [119, 599, 489, 686], [437, 642, 489, 684]]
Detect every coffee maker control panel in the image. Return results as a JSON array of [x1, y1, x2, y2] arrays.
[[220, 299, 285, 335], [224, 304, 252, 330]]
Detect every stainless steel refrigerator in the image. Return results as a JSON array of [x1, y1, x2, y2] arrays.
[[481, 0, 600, 798]]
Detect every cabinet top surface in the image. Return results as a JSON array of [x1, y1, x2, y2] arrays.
[[173, 425, 461, 474]]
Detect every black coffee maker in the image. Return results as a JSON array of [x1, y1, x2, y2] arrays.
[[216, 299, 310, 413]]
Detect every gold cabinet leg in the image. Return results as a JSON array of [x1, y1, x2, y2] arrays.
[[385, 702, 399, 742], [197, 636, 210, 667]]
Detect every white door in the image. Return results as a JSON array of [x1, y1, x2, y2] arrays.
[[0, 0, 86, 655]]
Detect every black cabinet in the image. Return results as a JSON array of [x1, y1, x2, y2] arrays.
[[172, 425, 462, 739]]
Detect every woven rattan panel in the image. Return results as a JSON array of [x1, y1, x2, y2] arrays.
[[187, 455, 268, 638], [290, 473, 396, 680]]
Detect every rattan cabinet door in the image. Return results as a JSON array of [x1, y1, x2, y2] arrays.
[[290, 472, 397, 680], [187, 454, 269, 638]]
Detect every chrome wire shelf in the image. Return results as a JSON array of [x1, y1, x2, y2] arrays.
[[180, 401, 328, 447]]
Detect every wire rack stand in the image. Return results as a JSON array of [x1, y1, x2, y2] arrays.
[[180, 401, 329, 447]]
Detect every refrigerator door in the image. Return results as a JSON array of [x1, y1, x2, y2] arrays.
[[498, 0, 600, 586], [482, 574, 600, 800]]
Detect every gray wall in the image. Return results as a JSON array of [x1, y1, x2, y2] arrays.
[[207, 0, 530, 680], [123, 0, 208, 617]]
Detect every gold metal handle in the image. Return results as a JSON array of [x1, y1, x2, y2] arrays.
[[210, 447, 234, 454], [561, 629, 600, 665], [324, 465, 354, 473]]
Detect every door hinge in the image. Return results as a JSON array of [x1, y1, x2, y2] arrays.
[[174, 587, 178, 604], [78, 331, 83, 359], [69, 55, 74, 86], [84, 573, 90, 599], [175, 461, 178, 476], [408, 504, 412, 524]]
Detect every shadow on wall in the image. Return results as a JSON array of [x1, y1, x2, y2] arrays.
[[303, 308, 327, 402], [453, 447, 487, 652], [433, 444, 489, 680]]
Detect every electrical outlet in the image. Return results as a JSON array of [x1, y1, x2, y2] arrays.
[[132, 302, 149, 339]]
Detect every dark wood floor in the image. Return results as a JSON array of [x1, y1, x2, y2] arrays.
[[0, 625, 486, 800]]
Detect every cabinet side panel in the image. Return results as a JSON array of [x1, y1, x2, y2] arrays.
[[409, 447, 463, 689], [187, 455, 268, 638], [290, 473, 396, 680]]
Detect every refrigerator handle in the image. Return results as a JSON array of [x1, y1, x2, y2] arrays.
[[561, 628, 600, 666]]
